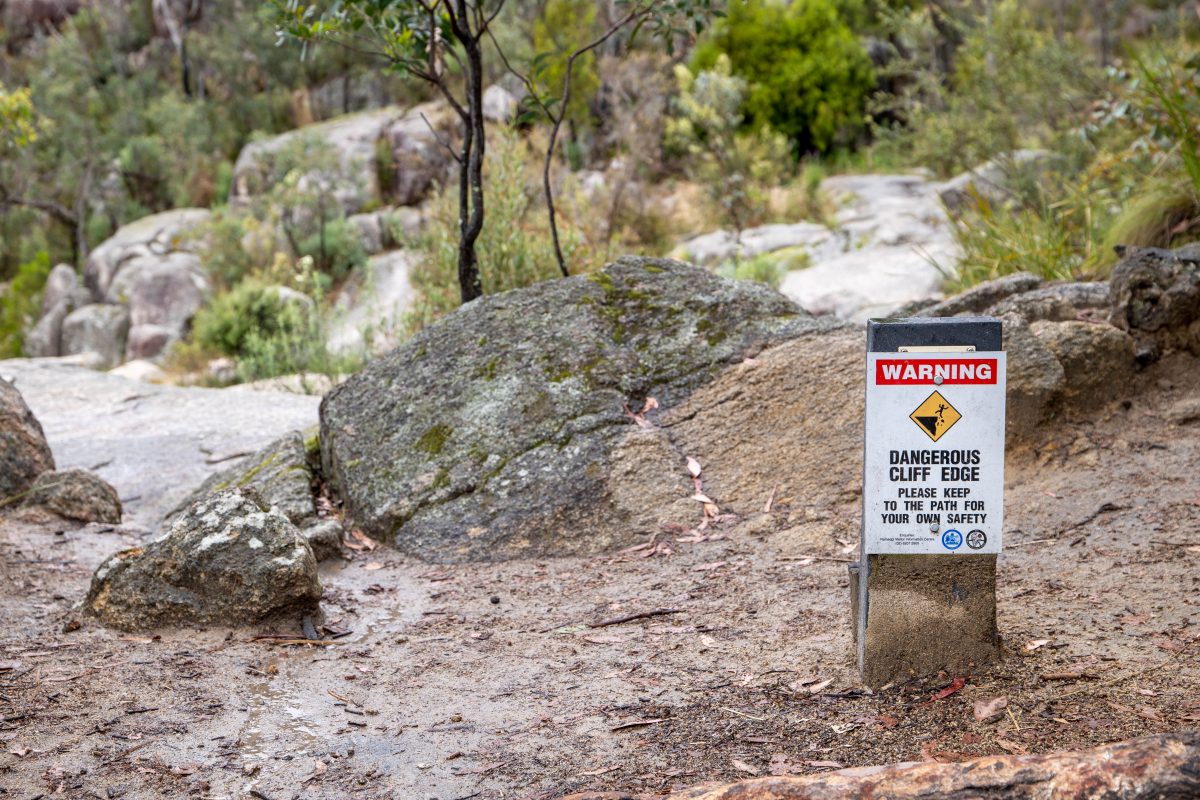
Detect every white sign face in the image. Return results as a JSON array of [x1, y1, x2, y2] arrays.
[[863, 352, 1006, 555]]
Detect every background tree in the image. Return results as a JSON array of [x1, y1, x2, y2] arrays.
[[281, 1, 509, 304]]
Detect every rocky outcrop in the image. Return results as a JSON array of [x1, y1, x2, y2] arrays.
[[23, 209, 214, 365], [60, 304, 129, 368], [327, 250, 416, 355], [83, 208, 210, 301], [778, 174, 955, 321], [22, 467, 122, 524], [85, 489, 321, 631], [0, 377, 55, 499], [232, 107, 395, 215], [1108, 244, 1200, 360], [24, 263, 91, 358], [0, 359, 320, 529], [320, 257, 831, 562], [379, 102, 459, 207]]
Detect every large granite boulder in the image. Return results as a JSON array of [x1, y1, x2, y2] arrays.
[[327, 250, 416, 356], [122, 253, 210, 360], [231, 107, 397, 215], [60, 304, 129, 369], [0, 378, 55, 499], [25, 263, 91, 358], [320, 257, 830, 561], [380, 101, 460, 207], [85, 489, 321, 631], [83, 208, 211, 301], [22, 468, 122, 524]]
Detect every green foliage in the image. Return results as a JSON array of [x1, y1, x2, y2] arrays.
[[665, 55, 791, 235], [716, 252, 788, 289], [0, 84, 42, 152], [532, 0, 601, 127], [0, 251, 51, 358], [406, 129, 579, 330], [692, 0, 874, 155], [190, 266, 359, 383], [871, 0, 1099, 176]]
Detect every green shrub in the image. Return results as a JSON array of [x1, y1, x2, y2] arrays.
[[665, 55, 791, 236], [0, 251, 51, 358], [190, 275, 358, 382], [716, 252, 790, 289], [294, 216, 366, 282], [692, 0, 874, 155]]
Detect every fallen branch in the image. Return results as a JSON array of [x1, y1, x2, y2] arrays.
[[564, 731, 1200, 800], [587, 608, 681, 629]]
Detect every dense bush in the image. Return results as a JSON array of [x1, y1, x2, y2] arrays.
[[188, 267, 357, 383], [692, 0, 874, 155]]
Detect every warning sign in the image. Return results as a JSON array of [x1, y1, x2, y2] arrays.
[[863, 352, 1006, 555], [909, 390, 960, 442]]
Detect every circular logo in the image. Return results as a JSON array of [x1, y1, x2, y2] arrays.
[[966, 529, 988, 550], [941, 529, 963, 550]]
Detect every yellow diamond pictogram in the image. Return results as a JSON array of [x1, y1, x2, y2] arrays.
[[910, 390, 961, 442]]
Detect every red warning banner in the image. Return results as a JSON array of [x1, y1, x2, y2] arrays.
[[875, 358, 999, 385]]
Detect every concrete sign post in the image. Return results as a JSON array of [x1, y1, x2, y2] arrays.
[[853, 317, 1005, 686]]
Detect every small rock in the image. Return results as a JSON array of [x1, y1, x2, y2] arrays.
[[988, 282, 1110, 323], [0, 378, 56, 498], [1031, 320, 1135, 409], [85, 488, 322, 631], [108, 359, 167, 383], [22, 468, 122, 524], [302, 518, 343, 562], [1002, 313, 1065, 437], [1166, 397, 1200, 425]]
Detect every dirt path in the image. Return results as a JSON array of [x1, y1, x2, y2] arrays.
[[2, 354, 1199, 799]]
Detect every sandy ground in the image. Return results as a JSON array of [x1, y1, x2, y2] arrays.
[[2, 354, 1200, 799]]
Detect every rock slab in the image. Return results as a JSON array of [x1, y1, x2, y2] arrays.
[[85, 489, 321, 631]]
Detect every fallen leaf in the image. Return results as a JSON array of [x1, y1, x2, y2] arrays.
[[641, 397, 659, 413], [995, 738, 1028, 755], [686, 457, 702, 477], [580, 765, 620, 776], [691, 492, 716, 504], [973, 696, 1008, 723], [9, 747, 29, 757], [807, 678, 833, 694], [1024, 639, 1050, 652], [703, 502, 721, 517], [699, 634, 717, 649], [927, 677, 966, 702], [1137, 705, 1162, 721], [344, 529, 378, 552], [731, 758, 759, 775], [580, 633, 625, 645], [363, 561, 384, 571], [806, 760, 843, 769], [874, 714, 899, 729], [170, 761, 201, 777], [694, 561, 727, 572]]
